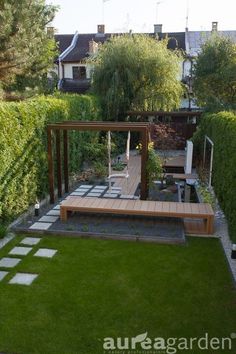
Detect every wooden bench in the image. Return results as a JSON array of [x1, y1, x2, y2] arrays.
[[60, 197, 214, 235]]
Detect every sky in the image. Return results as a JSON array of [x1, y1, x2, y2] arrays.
[[46, 0, 236, 34]]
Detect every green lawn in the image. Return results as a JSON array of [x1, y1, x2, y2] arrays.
[[0, 236, 235, 354]]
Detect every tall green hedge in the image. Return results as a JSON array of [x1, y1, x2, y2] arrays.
[[192, 111, 236, 242], [0, 94, 101, 221]]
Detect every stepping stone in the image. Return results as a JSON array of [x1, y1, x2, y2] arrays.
[[120, 195, 135, 199], [0, 257, 21, 268], [90, 189, 105, 193], [0, 271, 8, 281], [47, 209, 60, 216], [103, 193, 119, 198], [29, 222, 52, 230], [53, 205, 60, 210], [21, 237, 41, 246], [93, 186, 107, 190], [71, 192, 86, 196], [34, 248, 57, 258], [9, 246, 32, 256], [38, 216, 58, 223], [9, 273, 38, 286], [75, 187, 89, 191], [79, 185, 93, 189], [87, 192, 102, 197]]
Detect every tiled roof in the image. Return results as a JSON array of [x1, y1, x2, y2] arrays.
[[55, 34, 74, 54], [57, 32, 186, 63], [62, 33, 112, 62]]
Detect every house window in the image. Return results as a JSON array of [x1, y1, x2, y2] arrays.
[[72, 66, 86, 79]]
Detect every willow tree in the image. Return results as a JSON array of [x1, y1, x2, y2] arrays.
[[91, 34, 183, 120], [0, 0, 58, 86]]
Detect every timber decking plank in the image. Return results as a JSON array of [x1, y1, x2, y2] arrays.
[[140, 201, 149, 212], [169, 202, 177, 213], [60, 197, 214, 234], [91, 198, 103, 208]]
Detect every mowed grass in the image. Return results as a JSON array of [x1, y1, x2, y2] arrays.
[[0, 236, 235, 354]]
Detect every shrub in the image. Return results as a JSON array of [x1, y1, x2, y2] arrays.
[[146, 144, 163, 188], [192, 111, 236, 242], [0, 224, 8, 239], [0, 94, 101, 222]]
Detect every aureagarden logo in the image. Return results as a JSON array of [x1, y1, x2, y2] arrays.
[[102, 331, 235, 354]]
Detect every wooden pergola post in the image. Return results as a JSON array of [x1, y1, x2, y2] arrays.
[[56, 130, 62, 198], [140, 127, 149, 200], [47, 127, 55, 204], [63, 130, 69, 193]]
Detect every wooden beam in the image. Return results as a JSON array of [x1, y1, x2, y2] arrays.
[[47, 121, 150, 132], [47, 127, 54, 204], [56, 130, 62, 198], [127, 111, 203, 117], [63, 130, 69, 193], [140, 128, 149, 200]]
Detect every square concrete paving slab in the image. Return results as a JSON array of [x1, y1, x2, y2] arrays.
[[71, 191, 86, 196], [75, 188, 89, 192], [87, 192, 102, 197], [29, 222, 52, 230], [90, 189, 105, 193], [103, 193, 119, 198], [46, 209, 60, 216], [93, 186, 107, 190], [9, 246, 32, 256], [79, 185, 93, 189], [34, 248, 57, 258], [0, 271, 8, 281], [38, 215, 58, 223], [9, 273, 38, 286], [0, 257, 21, 268], [53, 204, 60, 210], [21, 237, 41, 246], [120, 194, 135, 199]]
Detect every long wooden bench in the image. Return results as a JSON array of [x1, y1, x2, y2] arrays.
[[60, 197, 214, 235]]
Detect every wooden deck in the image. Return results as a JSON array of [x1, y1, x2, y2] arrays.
[[165, 173, 197, 180], [111, 154, 141, 195], [111, 154, 196, 196], [164, 155, 185, 167], [60, 197, 214, 234]]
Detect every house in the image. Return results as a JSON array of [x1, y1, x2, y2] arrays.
[[55, 24, 186, 93], [54, 22, 236, 106]]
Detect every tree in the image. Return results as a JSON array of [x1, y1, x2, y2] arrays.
[[91, 34, 183, 121], [193, 34, 236, 111], [0, 0, 58, 86]]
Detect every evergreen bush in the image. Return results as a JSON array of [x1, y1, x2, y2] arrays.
[[0, 94, 100, 221], [192, 111, 236, 242]]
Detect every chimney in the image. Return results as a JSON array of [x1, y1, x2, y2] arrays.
[[154, 24, 163, 34], [96, 24, 105, 36], [89, 40, 99, 55], [212, 21, 218, 32]]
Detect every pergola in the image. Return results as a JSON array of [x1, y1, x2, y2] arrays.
[[47, 121, 150, 204]]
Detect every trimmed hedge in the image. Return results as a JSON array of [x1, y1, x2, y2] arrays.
[[192, 111, 236, 242], [0, 94, 101, 221]]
